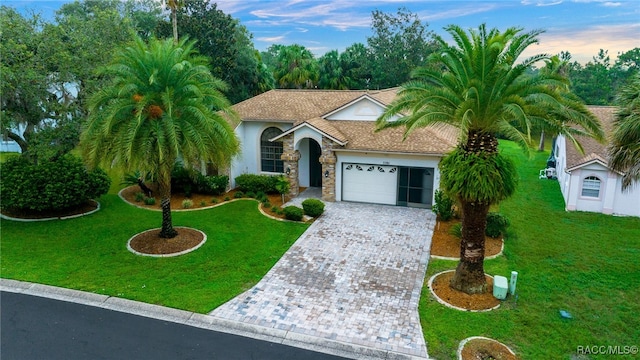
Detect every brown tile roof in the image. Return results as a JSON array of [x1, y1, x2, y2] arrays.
[[332, 121, 458, 154], [233, 88, 457, 155], [232, 88, 398, 122], [565, 106, 616, 170]]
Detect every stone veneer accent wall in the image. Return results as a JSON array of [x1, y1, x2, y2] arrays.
[[319, 137, 338, 202], [280, 134, 300, 198]]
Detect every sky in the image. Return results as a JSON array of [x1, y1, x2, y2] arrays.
[[5, 0, 640, 64]]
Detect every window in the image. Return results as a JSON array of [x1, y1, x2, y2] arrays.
[[260, 127, 284, 173], [581, 176, 601, 198]]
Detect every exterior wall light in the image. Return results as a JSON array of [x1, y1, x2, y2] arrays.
[[324, 170, 329, 178], [286, 167, 291, 175]]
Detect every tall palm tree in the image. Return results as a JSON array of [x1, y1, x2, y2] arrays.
[[609, 73, 640, 191], [166, 0, 182, 43], [274, 44, 319, 89], [81, 36, 239, 238], [378, 24, 604, 294]]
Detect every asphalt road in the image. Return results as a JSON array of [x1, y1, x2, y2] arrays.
[[1, 291, 348, 360]]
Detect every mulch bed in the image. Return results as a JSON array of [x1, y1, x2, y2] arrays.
[[120, 185, 289, 220], [431, 219, 503, 258], [431, 271, 501, 311], [461, 337, 518, 360], [0, 200, 98, 219], [129, 227, 204, 255]]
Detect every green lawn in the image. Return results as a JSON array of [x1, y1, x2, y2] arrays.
[[420, 141, 640, 359], [0, 197, 308, 313]]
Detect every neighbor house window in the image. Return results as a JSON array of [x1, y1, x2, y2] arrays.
[[261, 127, 284, 173], [581, 176, 601, 198]]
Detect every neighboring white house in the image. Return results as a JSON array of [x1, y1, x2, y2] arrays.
[[228, 88, 458, 208], [555, 106, 640, 217]]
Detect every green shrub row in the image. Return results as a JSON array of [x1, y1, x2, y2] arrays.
[[283, 206, 304, 221], [0, 155, 111, 213], [234, 174, 279, 194], [171, 163, 228, 197]]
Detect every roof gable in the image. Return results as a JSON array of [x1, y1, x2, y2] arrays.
[[324, 95, 388, 121], [564, 106, 616, 170]]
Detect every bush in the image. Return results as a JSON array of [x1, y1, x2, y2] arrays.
[[432, 190, 455, 221], [199, 201, 206, 207], [135, 192, 145, 202], [235, 174, 278, 194], [245, 191, 256, 198], [224, 196, 230, 201], [182, 199, 193, 209], [301, 198, 325, 217], [0, 155, 111, 213], [144, 197, 156, 205], [271, 205, 280, 213], [283, 206, 304, 221], [201, 175, 229, 195], [262, 201, 271, 208], [234, 191, 244, 198], [210, 198, 218, 204], [171, 163, 229, 196], [486, 212, 510, 238]]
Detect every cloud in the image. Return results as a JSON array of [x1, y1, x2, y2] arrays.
[[603, 2, 622, 6], [256, 35, 288, 43], [418, 3, 501, 22], [521, 0, 564, 6], [521, 23, 640, 64]]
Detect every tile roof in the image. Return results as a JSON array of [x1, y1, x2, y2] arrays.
[[233, 88, 458, 155], [565, 106, 616, 170]]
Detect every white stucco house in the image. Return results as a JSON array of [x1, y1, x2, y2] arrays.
[[554, 106, 640, 217], [228, 88, 458, 208]]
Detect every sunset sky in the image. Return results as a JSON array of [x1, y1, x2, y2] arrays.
[[6, 0, 640, 64]]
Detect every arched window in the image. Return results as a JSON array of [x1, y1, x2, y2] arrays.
[[261, 127, 284, 173], [581, 176, 601, 198]]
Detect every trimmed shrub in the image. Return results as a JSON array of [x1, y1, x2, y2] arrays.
[[144, 197, 156, 205], [432, 190, 455, 221], [301, 198, 325, 217], [199, 201, 206, 207], [245, 191, 256, 199], [223, 196, 231, 201], [235, 174, 278, 194], [0, 155, 111, 213], [283, 205, 304, 221], [486, 212, 510, 238], [262, 201, 271, 208], [135, 192, 145, 202], [210, 198, 218, 204], [171, 163, 228, 196], [201, 175, 229, 195], [271, 205, 280, 213], [182, 199, 193, 209], [234, 191, 244, 198]]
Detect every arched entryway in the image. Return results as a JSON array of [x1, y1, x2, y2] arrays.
[[309, 139, 322, 187], [295, 137, 323, 188]]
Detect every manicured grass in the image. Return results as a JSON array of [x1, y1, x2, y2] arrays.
[[1, 196, 308, 313], [420, 141, 640, 359]]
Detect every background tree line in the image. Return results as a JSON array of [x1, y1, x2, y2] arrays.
[[1, 0, 638, 163]]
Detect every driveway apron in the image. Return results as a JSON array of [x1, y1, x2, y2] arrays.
[[210, 202, 435, 358]]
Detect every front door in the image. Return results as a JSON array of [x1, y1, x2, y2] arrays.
[[309, 139, 322, 187], [397, 167, 434, 208]]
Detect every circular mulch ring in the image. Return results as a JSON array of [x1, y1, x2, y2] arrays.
[[0, 200, 100, 222], [127, 227, 206, 257], [428, 270, 501, 312], [458, 336, 517, 360], [431, 220, 503, 260]]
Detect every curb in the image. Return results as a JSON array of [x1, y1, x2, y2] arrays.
[[1, 279, 429, 360]]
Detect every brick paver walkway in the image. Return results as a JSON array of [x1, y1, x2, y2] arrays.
[[210, 201, 435, 358]]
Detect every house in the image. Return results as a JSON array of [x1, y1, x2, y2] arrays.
[[554, 106, 640, 217], [228, 88, 458, 208]]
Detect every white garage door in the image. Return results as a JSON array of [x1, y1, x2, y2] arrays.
[[342, 163, 398, 205]]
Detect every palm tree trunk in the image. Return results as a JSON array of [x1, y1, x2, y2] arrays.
[[449, 130, 497, 294], [158, 167, 177, 239], [538, 130, 545, 151], [450, 199, 490, 294]]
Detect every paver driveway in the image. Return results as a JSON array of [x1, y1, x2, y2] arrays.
[[211, 201, 435, 358]]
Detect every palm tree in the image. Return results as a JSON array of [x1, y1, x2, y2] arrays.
[[81, 36, 239, 238], [274, 44, 319, 89], [609, 73, 640, 191], [378, 24, 604, 294], [166, 0, 182, 43]]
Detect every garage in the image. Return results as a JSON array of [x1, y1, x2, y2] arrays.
[[342, 163, 398, 205]]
